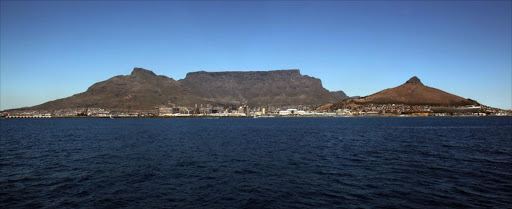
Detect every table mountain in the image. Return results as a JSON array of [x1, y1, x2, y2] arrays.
[[26, 68, 339, 110], [179, 69, 338, 107]]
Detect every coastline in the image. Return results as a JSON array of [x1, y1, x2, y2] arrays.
[[3, 114, 510, 119]]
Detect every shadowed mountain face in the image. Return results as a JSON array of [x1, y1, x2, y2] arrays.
[[31, 68, 207, 110], [348, 76, 478, 106], [330, 90, 348, 100], [28, 68, 339, 110], [179, 70, 338, 107]]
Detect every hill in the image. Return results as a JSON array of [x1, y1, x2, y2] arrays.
[[30, 68, 207, 110], [330, 76, 479, 109]]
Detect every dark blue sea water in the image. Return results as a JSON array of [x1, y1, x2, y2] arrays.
[[1, 117, 511, 208]]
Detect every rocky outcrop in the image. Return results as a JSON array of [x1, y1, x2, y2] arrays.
[[405, 76, 423, 85], [330, 90, 348, 100]]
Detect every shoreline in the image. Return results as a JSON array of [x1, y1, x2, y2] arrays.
[[3, 115, 510, 119]]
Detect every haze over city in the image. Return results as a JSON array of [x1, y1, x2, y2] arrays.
[[1, 1, 511, 110]]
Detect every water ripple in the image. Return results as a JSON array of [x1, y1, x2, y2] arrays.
[[1, 117, 511, 208]]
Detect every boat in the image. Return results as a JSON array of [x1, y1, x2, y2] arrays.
[[110, 115, 114, 119]]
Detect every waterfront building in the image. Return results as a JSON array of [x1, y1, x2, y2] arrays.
[[279, 110, 291, 116]]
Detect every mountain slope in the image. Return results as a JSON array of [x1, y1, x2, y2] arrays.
[[30, 68, 206, 110], [348, 76, 478, 106]]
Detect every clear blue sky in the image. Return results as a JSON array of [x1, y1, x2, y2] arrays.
[[1, 1, 511, 110]]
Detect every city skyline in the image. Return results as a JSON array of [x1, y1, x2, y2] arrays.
[[1, 1, 511, 110]]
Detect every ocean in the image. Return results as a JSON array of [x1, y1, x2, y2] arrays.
[[1, 117, 511, 208]]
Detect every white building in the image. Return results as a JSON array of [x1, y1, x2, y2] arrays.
[[279, 110, 291, 116]]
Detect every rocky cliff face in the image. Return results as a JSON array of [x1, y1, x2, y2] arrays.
[[405, 76, 423, 85], [28, 68, 339, 110], [178, 69, 338, 107]]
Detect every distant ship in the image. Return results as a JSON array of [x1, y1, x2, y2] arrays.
[[431, 105, 481, 113]]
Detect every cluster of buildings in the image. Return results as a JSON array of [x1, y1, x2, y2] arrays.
[[343, 104, 432, 115], [1, 103, 511, 118], [333, 104, 510, 117], [155, 105, 310, 117]]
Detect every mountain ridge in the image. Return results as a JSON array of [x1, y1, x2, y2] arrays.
[[25, 68, 339, 110], [16, 70, 484, 111]]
